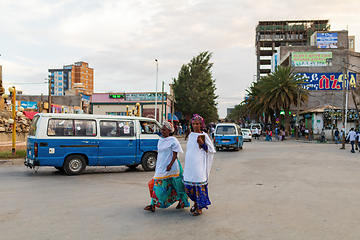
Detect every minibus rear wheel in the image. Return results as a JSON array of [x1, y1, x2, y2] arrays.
[[63, 155, 86, 175], [141, 152, 157, 171]]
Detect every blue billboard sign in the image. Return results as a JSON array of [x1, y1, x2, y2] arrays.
[[297, 72, 356, 90], [20, 101, 38, 110], [317, 33, 338, 48]]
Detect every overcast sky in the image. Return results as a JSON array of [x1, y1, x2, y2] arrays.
[[1, 0, 359, 117]]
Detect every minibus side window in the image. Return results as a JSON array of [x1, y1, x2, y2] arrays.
[[100, 121, 117, 137], [74, 120, 96, 136], [140, 121, 161, 134], [48, 119, 74, 136], [118, 121, 134, 137], [28, 115, 40, 136]]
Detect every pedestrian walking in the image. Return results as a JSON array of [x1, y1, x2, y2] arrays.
[[144, 122, 190, 212], [308, 128, 313, 141], [321, 129, 326, 142], [346, 128, 357, 153], [334, 128, 340, 144], [254, 127, 260, 140], [183, 114, 215, 216], [269, 129, 272, 141]]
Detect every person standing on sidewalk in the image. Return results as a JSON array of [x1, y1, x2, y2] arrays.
[[254, 127, 259, 140], [346, 128, 357, 153], [308, 128, 313, 141], [334, 128, 340, 144]]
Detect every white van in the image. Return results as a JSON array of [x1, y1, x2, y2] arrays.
[[250, 123, 262, 136], [24, 113, 161, 175]]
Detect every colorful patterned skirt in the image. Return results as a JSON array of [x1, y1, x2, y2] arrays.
[[183, 181, 211, 210], [148, 162, 190, 209]]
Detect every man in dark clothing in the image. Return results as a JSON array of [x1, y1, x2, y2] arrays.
[[334, 128, 340, 144]]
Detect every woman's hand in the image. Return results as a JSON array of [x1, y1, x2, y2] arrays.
[[197, 136, 204, 145], [166, 164, 173, 171]]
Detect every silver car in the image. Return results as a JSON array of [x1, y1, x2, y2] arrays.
[[241, 128, 252, 142]]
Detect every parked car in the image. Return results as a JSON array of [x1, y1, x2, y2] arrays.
[[214, 123, 243, 151], [241, 128, 252, 142]]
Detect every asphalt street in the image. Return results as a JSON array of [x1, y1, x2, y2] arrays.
[[1, 138, 360, 240]]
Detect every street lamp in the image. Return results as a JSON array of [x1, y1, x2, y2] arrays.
[[136, 102, 140, 117], [155, 59, 158, 121]]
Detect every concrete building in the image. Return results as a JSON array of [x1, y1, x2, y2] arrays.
[[48, 61, 94, 96], [277, 30, 360, 137], [91, 92, 177, 123], [256, 20, 330, 80]]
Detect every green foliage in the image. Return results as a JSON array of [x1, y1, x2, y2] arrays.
[[227, 103, 248, 123], [244, 66, 309, 132], [0, 150, 26, 159], [172, 51, 218, 123]]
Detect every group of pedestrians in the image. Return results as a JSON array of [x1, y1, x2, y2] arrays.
[[144, 114, 215, 216]]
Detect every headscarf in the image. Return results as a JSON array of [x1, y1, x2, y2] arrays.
[[163, 121, 175, 133], [191, 114, 206, 130]]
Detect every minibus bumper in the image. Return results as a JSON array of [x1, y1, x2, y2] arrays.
[[24, 157, 39, 169]]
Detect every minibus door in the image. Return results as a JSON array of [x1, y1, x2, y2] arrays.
[[98, 120, 137, 166]]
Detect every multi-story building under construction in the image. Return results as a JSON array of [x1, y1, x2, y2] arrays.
[[255, 20, 330, 80]]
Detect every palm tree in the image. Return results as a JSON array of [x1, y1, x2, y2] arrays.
[[260, 66, 309, 135]]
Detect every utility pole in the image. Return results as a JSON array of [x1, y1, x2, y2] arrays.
[[341, 58, 346, 149], [47, 77, 52, 113], [331, 91, 334, 139], [296, 89, 300, 140], [161, 81, 164, 123]]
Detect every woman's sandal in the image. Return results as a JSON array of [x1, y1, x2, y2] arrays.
[[144, 205, 155, 212], [192, 209, 202, 216], [190, 205, 197, 213]]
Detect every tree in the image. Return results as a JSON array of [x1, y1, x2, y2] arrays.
[[227, 102, 248, 124], [244, 66, 309, 135], [172, 51, 218, 123]]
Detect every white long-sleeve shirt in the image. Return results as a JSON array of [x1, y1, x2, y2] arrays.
[[347, 130, 357, 141]]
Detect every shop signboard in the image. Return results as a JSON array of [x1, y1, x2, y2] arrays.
[[317, 33, 338, 49], [292, 52, 332, 67], [125, 93, 165, 101], [297, 72, 356, 90], [20, 101, 38, 110]]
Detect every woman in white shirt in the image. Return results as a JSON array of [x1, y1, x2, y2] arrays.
[[144, 122, 189, 212], [183, 114, 216, 216]]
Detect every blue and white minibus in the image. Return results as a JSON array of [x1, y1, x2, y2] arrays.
[[24, 113, 161, 175]]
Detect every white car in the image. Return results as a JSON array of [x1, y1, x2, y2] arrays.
[[241, 128, 252, 142]]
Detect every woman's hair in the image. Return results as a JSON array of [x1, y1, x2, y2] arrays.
[[191, 114, 206, 130], [162, 121, 175, 133]]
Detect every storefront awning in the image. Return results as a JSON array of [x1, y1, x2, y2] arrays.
[[167, 113, 179, 121], [23, 111, 39, 120]]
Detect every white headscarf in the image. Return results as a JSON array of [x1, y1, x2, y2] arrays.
[[163, 122, 175, 133]]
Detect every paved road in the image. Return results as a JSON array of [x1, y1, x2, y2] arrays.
[[1, 139, 360, 240]]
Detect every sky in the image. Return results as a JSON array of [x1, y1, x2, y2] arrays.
[[1, 0, 360, 118]]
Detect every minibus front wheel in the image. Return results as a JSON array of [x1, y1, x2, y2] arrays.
[[63, 154, 86, 175], [141, 152, 157, 171]]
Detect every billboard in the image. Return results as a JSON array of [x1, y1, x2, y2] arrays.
[[20, 101, 38, 110], [297, 72, 356, 90], [292, 52, 332, 67], [317, 33, 338, 49], [125, 93, 165, 101]]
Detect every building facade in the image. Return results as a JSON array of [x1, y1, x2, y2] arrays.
[[277, 30, 360, 137], [48, 61, 94, 96], [256, 20, 330, 80], [91, 92, 174, 123]]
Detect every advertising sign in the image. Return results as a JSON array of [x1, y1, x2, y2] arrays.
[[126, 93, 165, 101], [297, 72, 356, 90], [20, 101, 38, 110], [317, 33, 338, 49], [292, 52, 332, 67]]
